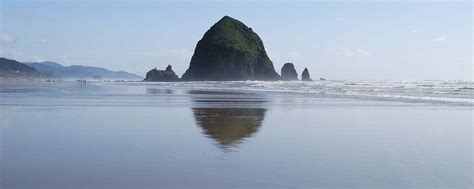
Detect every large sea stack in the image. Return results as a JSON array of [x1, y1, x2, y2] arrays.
[[301, 68, 312, 81], [144, 65, 180, 82], [280, 63, 298, 80], [181, 16, 280, 81]]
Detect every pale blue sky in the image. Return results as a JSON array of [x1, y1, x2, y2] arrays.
[[0, 0, 472, 80]]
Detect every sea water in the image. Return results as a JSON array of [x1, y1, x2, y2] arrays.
[[0, 80, 472, 189]]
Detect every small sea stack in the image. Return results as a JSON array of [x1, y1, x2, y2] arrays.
[[280, 63, 298, 80], [301, 68, 312, 81], [144, 65, 180, 82]]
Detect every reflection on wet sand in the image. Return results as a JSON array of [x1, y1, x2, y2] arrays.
[[192, 108, 266, 149], [146, 88, 173, 94], [189, 90, 267, 150]]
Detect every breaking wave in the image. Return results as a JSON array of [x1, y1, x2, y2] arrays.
[[139, 80, 474, 106]]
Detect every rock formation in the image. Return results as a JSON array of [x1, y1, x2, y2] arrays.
[[280, 63, 298, 80], [181, 16, 280, 81], [301, 68, 312, 81], [144, 65, 179, 82]]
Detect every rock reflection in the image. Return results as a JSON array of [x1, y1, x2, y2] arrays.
[[189, 90, 267, 150], [146, 88, 173, 94], [192, 108, 266, 150]]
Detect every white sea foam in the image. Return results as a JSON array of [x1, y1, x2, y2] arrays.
[[3, 80, 472, 106], [140, 80, 474, 105]]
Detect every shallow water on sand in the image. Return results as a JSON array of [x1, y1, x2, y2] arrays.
[[0, 81, 472, 189]]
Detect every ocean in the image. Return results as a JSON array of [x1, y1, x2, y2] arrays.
[[0, 80, 472, 189]]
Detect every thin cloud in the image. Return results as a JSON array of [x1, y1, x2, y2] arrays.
[[432, 35, 447, 42], [341, 48, 354, 57], [0, 33, 15, 45], [338, 48, 370, 57], [357, 48, 370, 56]]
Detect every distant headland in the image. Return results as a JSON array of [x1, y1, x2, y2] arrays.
[[0, 57, 142, 80]]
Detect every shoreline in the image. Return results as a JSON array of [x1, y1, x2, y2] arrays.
[[0, 80, 473, 107]]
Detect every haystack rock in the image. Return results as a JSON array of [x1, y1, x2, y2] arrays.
[[301, 68, 312, 81], [181, 16, 280, 81], [144, 65, 179, 82], [280, 63, 298, 80]]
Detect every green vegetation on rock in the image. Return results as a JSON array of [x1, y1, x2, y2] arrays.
[[203, 16, 263, 56], [182, 16, 280, 81]]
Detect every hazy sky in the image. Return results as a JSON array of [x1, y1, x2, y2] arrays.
[[0, 0, 472, 80]]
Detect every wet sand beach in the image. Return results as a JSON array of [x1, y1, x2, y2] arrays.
[[0, 81, 472, 189]]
